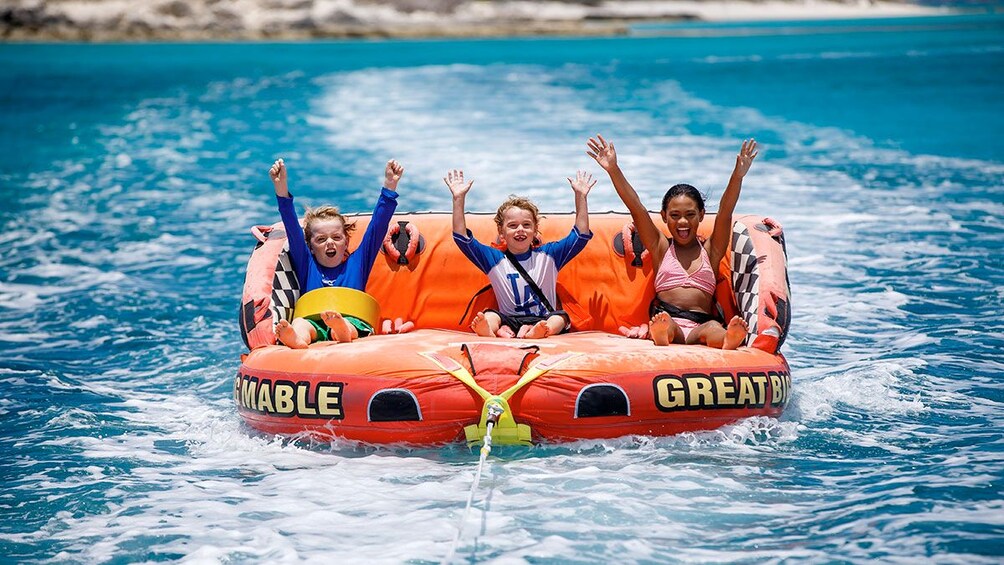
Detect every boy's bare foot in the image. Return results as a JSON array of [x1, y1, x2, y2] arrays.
[[321, 311, 355, 343], [275, 319, 309, 349], [470, 312, 494, 337], [723, 316, 748, 350], [521, 321, 551, 339], [649, 312, 673, 346], [497, 326, 516, 339]]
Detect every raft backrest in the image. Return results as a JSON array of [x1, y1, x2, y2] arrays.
[[239, 212, 791, 352], [348, 212, 658, 334]]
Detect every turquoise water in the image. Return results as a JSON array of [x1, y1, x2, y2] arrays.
[[2, 14, 1003, 562]]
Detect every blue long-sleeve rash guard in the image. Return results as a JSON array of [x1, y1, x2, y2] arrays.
[[276, 187, 399, 293]]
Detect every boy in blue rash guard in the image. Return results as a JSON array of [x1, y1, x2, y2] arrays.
[[269, 157, 404, 348], [445, 168, 595, 339]]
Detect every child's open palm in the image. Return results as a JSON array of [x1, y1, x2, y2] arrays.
[[734, 139, 758, 178], [586, 135, 618, 172], [567, 170, 596, 196], [443, 169, 474, 198]]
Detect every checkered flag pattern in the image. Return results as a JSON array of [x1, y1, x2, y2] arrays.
[[731, 222, 759, 346], [270, 243, 300, 326]]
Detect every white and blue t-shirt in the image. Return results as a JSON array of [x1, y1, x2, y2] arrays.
[[453, 226, 592, 318]]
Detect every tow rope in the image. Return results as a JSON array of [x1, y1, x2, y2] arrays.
[[443, 402, 504, 564], [425, 348, 580, 562]]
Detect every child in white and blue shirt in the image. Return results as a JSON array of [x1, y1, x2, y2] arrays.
[[445, 169, 595, 339]]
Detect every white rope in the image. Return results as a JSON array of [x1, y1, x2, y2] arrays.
[[443, 411, 500, 564]]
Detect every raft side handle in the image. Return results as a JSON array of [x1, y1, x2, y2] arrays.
[[382, 220, 425, 265], [250, 225, 274, 243], [756, 217, 784, 242], [612, 222, 649, 267]]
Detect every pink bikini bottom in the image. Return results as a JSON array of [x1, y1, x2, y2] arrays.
[[672, 316, 700, 339]]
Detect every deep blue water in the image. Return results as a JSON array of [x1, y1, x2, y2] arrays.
[[1, 14, 1003, 563]]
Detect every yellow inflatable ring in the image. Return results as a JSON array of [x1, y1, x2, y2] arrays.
[[292, 287, 381, 330]]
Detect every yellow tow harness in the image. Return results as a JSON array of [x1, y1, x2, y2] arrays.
[[420, 350, 579, 446]]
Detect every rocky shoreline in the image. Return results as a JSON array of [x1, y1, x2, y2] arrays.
[[1, 0, 951, 41]]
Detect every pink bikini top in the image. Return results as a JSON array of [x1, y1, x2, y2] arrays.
[[654, 242, 717, 296]]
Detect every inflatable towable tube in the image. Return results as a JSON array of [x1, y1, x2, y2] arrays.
[[236, 212, 791, 445]]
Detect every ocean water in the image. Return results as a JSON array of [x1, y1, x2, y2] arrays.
[[2, 14, 1003, 563]]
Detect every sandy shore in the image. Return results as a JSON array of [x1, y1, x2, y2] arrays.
[[1, 0, 955, 41]]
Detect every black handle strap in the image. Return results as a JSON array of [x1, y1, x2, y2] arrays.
[[392, 221, 411, 265], [457, 284, 493, 325]]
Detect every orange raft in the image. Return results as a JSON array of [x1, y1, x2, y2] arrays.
[[235, 212, 792, 446]]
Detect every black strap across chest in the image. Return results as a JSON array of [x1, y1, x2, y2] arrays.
[[504, 250, 555, 313]]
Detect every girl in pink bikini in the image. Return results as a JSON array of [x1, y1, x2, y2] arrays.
[[587, 135, 758, 348]]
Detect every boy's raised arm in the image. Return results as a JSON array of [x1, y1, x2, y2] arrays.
[[444, 169, 473, 235], [567, 170, 596, 235], [384, 159, 404, 191], [270, 158, 289, 197], [268, 158, 311, 283]]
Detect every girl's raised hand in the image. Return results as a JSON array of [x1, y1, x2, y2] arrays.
[[734, 139, 758, 178], [586, 135, 618, 172], [384, 159, 404, 190], [443, 169, 473, 198], [567, 170, 597, 196], [269, 158, 289, 197]]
